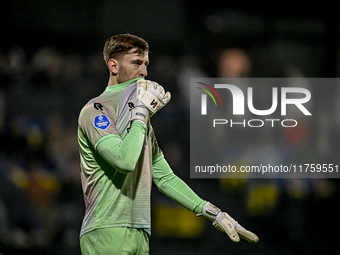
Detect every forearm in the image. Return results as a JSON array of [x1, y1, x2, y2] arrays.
[[95, 121, 146, 173], [152, 158, 206, 214]]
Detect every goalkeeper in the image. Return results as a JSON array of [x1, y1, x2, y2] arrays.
[[78, 34, 258, 255]]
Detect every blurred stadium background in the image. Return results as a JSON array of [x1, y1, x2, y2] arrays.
[[1, 1, 340, 254]]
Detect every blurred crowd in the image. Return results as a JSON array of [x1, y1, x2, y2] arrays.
[[0, 46, 104, 254], [0, 42, 339, 255]]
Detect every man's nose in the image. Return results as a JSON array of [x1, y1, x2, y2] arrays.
[[140, 65, 147, 77]]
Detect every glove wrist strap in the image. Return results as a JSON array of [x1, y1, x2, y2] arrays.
[[129, 107, 149, 125], [197, 202, 221, 221]]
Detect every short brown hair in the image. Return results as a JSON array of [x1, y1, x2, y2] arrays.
[[103, 34, 149, 65]]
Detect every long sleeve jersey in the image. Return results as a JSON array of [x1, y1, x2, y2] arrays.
[[78, 78, 205, 238]]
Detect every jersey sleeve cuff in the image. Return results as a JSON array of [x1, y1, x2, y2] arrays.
[[131, 120, 148, 131]]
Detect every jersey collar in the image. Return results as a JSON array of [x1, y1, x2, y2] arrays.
[[105, 78, 142, 92]]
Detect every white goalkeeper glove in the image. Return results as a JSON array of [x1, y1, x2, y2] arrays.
[[197, 202, 259, 243], [130, 79, 171, 124]]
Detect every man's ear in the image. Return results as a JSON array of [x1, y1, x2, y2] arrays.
[[108, 59, 118, 74]]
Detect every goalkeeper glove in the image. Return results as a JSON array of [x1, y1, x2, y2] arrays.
[[130, 79, 171, 124], [197, 202, 259, 243]]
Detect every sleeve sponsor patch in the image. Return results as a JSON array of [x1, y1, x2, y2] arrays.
[[94, 115, 110, 130]]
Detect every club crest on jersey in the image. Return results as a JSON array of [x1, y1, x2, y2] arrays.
[[94, 115, 110, 130]]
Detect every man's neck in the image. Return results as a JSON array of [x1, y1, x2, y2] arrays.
[[107, 76, 118, 87]]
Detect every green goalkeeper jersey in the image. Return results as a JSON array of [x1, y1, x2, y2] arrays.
[[78, 78, 205, 238]]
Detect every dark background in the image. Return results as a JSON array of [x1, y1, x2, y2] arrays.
[[0, 1, 339, 254]]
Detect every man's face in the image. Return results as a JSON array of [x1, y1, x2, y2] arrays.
[[115, 52, 149, 84]]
